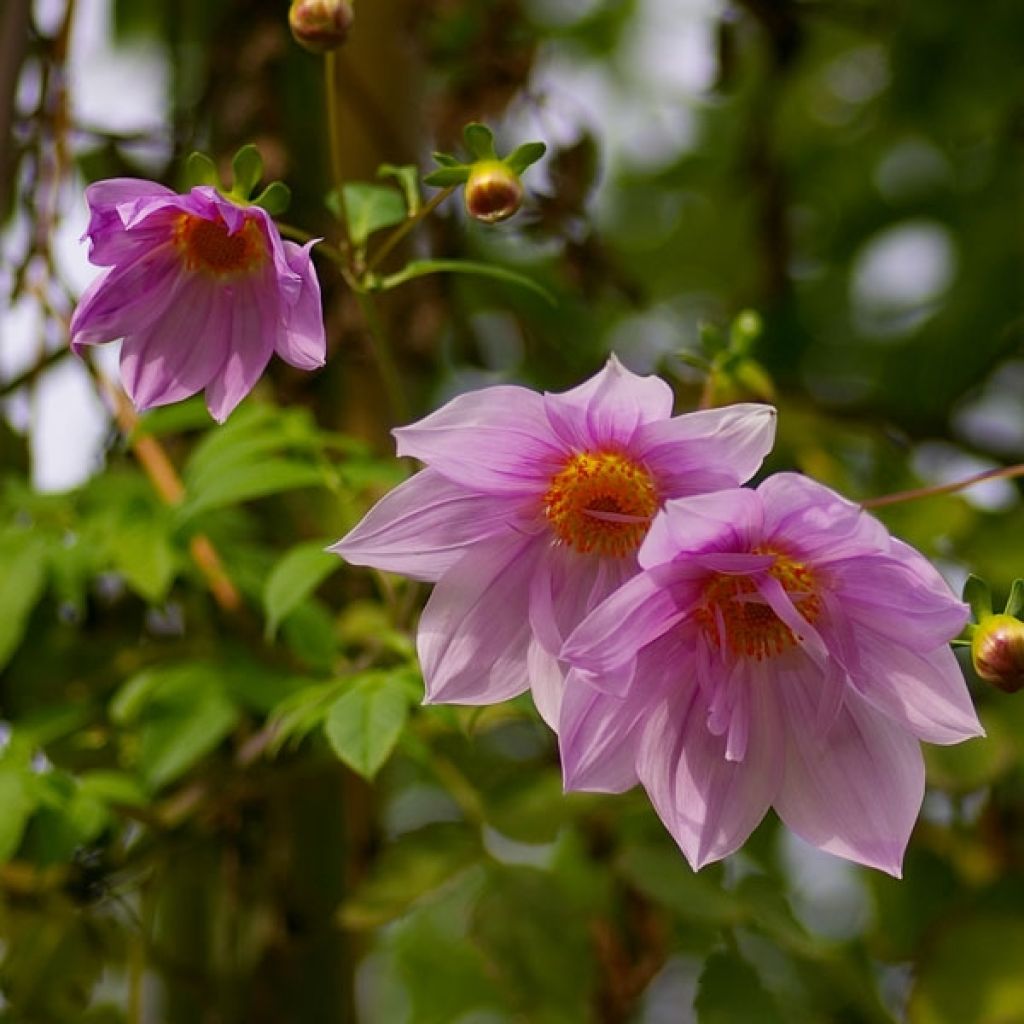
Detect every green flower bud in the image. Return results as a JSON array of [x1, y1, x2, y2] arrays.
[[971, 613, 1024, 693], [464, 160, 524, 224], [289, 0, 354, 54]]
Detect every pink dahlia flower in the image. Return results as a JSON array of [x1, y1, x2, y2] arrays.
[[560, 473, 983, 875], [332, 357, 776, 725], [70, 179, 326, 422]]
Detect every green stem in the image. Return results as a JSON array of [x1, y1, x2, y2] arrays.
[[862, 463, 1024, 510], [365, 185, 457, 274], [352, 288, 410, 424], [324, 50, 353, 255]]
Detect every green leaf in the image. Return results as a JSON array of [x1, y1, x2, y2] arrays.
[[695, 951, 786, 1024], [263, 542, 338, 639], [462, 122, 497, 160], [379, 259, 556, 305], [0, 533, 48, 672], [423, 167, 470, 187], [431, 152, 462, 167], [183, 151, 219, 189], [231, 143, 263, 200], [324, 670, 412, 779], [281, 600, 339, 671], [252, 181, 291, 216], [181, 458, 325, 520], [504, 140, 546, 175], [340, 182, 407, 247], [0, 766, 37, 861], [1004, 578, 1024, 618], [111, 664, 239, 790], [378, 163, 421, 215], [964, 574, 993, 621], [113, 512, 176, 603]]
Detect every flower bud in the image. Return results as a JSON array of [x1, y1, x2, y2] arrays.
[[464, 161, 524, 224], [289, 0, 354, 54], [971, 613, 1024, 693]]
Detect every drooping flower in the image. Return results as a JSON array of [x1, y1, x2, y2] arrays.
[[559, 473, 983, 876], [332, 356, 776, 725], [70, 180, 326, 422]]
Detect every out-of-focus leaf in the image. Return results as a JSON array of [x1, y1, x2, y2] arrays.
[[253, 181, 291, 215], [113, 512, 176, 603], [378, 163, 421, 214], [486, 772, 566, 844], [181, 459, 324, 520], [231, 144, 263, 199], [111, 664, 239, 790], [340, 183, 407, 247], [908, 915, 1024, 1024], [695, 951, 786, 1024], [340, 823, 482, 929], [0, 533, 48, 671], [263, 542, 338, 639], [324, 670, 413, 779], [378, 259, 556, 304], [0, 766, 37, 861], [617, 842, 743, 925], [925, 705, 1016, 792], [281, 599, 338, 671]]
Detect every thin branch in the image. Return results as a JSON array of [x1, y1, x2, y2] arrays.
[[862, 464, 1024, 510]]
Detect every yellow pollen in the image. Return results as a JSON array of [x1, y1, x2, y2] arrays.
[[543, 451, 658, 557], [174, 213, 266, 276], [695, 550, 821, 661]]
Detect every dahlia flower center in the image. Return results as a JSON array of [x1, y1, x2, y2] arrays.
[[543, 451, 658, 557], [696, 550, 821, 660], [175, 214, 266, 276]]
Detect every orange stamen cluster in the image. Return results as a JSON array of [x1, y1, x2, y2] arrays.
[[543, 451, 658, 557], [695, 550, 821, 661], [174, 213, 266, 277]]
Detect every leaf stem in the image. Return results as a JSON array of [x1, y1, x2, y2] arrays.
[[365, 185, 456, 274], [862, 463, 1024, 510], [352, 288, 410, 424]]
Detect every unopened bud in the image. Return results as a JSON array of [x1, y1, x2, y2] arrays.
[[464, 161, 524, 224], [289, 0, 354, 54], [971, 614, 1024, 693]]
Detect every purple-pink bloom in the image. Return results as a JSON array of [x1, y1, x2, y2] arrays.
[[560, 473, 983, 876], [332, 357, 776, 725], [70, 179, 326, 422]]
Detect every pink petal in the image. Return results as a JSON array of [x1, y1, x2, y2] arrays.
[[119, 276, 226, 410], [774, 673, 924, 877], [639, 489, 763, 570], [636, 403, 777, 496], [542, 354, 674, 452], [851, 634, 984, 745], [560, 564, 698, 690], [528, 639, 565, 731], [393, 386, 562, 495], [276, 240, 326, 370], [829, 553, 969, 649], [418, 535, 544, 704], [204, 277, 276, 422], [759, 473, 890, 563], [330, 469, 524, 582], [637, 667, 784, 870]]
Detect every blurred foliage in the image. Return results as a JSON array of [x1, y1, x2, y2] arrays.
[[1, 0, 1023, 1021]]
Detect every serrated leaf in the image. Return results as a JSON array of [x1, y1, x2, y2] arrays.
[[231, 143, 263, 200], [1004, 578, 1024, 618], [378, 163, 421, 215], [462, 122, 496, 160], [423, 167, 470, 187], [324, 672, 411, 779], [695, 951, 786, 1024], [504, 140, 546, 175], [964, 574, 993, 621], [0, 533, 48, 671], [340, 183, 407, 247], [184, 151, 219, 189], [379, 259, 555, 305], [263, 542, 338, 639], [253, 181, 291, 216]]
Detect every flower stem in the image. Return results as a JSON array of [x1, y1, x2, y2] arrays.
[[862, 463, 1024, 510], [324, 50, 353, 254], [365, 185, 457, 274], [352, 288, 410, 424]]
